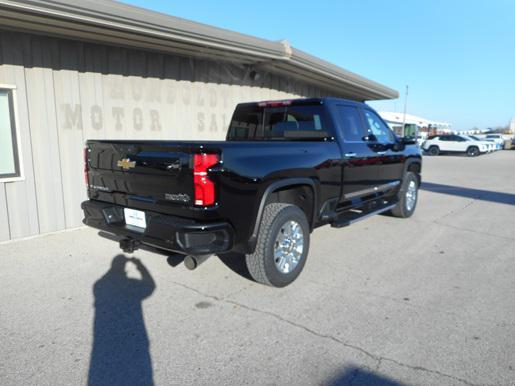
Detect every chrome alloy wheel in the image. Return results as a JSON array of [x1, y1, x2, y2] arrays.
[[274, 220, 304, 274], [406, 180, 417, 211]]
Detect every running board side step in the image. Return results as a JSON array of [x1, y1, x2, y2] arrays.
[[330, 202, 397, 228]]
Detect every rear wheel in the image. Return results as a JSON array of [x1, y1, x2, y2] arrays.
[[428, 146, 439, 156], [467, 146, 479, 157], [246, 203, 310, 287], [390, 172, 419, 218]]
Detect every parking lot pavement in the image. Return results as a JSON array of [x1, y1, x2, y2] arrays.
[[1, 151, 514, 386]]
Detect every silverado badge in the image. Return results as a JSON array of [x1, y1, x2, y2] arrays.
[[117, 158, 136, 170]]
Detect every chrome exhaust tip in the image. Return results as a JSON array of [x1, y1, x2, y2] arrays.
[[184, 254, 211, 270]]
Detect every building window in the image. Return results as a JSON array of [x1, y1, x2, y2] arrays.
[[0, 88, 22, 181]]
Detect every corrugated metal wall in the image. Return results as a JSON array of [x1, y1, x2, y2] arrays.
[[0, 30, 333, 241]]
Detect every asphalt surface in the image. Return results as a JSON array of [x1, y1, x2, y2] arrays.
[[1, 151, 514, 386]]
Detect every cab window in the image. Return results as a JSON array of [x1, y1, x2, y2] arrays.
[[363, 109, 395, 143]]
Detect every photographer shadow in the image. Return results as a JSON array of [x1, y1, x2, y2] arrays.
[[88, 254, 155, 386]]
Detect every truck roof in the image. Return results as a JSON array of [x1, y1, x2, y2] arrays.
[[236, 97, 368, 108]]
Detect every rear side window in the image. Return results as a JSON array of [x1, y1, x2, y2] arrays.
[[227, 105, 263, 140], [283, 106, 324, 132], [337, 106, 366, 141], [227, 104, 330, 140]]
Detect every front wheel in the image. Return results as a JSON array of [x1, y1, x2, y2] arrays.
[[467, 146, 479, 157], [428, 146, 439, 156], [246, 203, 310, 287], [390, 172, 419, 218]]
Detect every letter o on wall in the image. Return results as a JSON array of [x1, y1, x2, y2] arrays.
[[90, 105, 103, 130], [133, 108, 143, 131]]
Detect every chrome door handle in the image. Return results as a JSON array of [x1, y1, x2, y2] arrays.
[[377, 151, 387, 155], [345, 152, 357, 157]]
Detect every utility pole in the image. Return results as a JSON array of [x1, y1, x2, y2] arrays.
[[401, 85, 408, 137]]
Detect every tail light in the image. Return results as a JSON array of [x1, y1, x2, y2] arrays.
[[84, 147, 89, 186], [193, 153, 219, 206]]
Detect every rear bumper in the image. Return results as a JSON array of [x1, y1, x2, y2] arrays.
[[81, 200, 233, 255]]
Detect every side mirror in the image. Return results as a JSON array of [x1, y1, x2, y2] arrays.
[[401, 136, 417, 145], [391, 140, 404, 152], [362, 134, 378, 142], [391, 136, 416, 151]]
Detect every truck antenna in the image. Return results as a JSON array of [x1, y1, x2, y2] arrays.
[[401, 85, 409, 137]]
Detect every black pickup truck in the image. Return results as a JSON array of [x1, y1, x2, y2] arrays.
[[82, 98, 421, 287]]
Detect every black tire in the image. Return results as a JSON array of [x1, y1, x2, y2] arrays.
[[467, 146, 479, 157], [246, 203, 310, 287], [390, 172, 419, 218], [428, 146, 439, 156]]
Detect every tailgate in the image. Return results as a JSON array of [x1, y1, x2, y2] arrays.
[[86, 141, 195, 214]]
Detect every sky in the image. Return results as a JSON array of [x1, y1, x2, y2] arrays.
[[121, 0, 515, 131]]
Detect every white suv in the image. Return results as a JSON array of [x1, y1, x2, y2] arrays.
[[422, 134, 488, 157], [485, 134, 505, 150]]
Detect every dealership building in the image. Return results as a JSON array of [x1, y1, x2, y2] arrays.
[[379, 111, 452, 138], [0, 0, 397, 241]]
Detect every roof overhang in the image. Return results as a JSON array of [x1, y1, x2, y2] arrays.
[[0, 0, 398, 100]]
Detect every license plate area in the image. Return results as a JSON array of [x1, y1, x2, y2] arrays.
[[124, 208, 147, 229]]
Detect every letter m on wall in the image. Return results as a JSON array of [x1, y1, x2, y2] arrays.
[[62, 104, 83, 130]]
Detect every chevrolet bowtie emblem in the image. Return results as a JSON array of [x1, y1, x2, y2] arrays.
[[117, 158, 136, 170]]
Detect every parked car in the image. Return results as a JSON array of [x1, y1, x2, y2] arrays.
[[485, 134, 504, 150], [422, 134, 488, 156], [466, 135, 495, 152], [82, 98, 422, 287]]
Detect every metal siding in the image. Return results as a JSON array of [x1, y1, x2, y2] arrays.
[[51, 39, 86, 229], [0, 183, 9, 241], [0, 39, 8, 242], [0, 31, 40, 239], [81, 43, 108, 141], [163, 56, 181, 140], [24, 36, 66, 233], [105, 47, 129, 140]]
